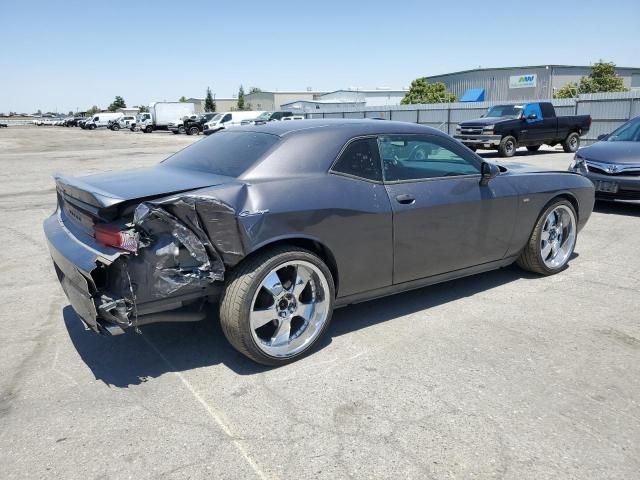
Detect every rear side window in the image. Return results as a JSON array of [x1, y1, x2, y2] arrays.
[[332, 138, 382, 182], [540, 103, 556, 118], [162, 131, 279, 177]]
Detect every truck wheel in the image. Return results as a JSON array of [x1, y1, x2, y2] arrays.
[[178, 126, 186, 134], [562, 132, 580, 153], [187, 126, 199, 136], [219, 246, 335, 366], [526, 145, 541, 152], [145, 126, 153, 133], [112, 124, 120, 131], [498, 136, 517, 157]]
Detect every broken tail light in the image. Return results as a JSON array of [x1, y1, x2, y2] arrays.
[[94, 224, 139, 252]]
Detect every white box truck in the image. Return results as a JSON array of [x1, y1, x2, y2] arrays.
[[138, 102, 196, 133]]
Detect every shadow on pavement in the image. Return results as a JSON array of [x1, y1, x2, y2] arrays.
[[65, 264, 538, 387], [593, 199, 640, 217]]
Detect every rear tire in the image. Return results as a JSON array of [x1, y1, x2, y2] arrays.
[[516, 199, 578, 275], [188, 126, 199, 135], [498, 136, 517, 157], [562, 132, 580, 153], [178, 126, 186, 134], [526, 145, 541, 152], [112, 124, 120, 131], [219, 246, 335, 366]]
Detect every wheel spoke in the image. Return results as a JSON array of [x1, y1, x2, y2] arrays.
[[540, 230, 550, 241], [551, 242, 559, 257], [271, 318, 291, 347], [292, 265, 312, 299], [546, 211, 557, 227], [541, 242, 552, 259], [250, 307, 277, 330], [262, 271, 284, 299]]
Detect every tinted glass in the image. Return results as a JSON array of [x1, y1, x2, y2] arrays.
[[607, 118, 640, 142], [379, 135, 480, 181], [162, 131, 279, 177], [540, 103, 555, 118], [332, 138, 382, 182]]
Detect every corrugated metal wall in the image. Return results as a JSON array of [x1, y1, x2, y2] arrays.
[[304, 92, 640, 144]]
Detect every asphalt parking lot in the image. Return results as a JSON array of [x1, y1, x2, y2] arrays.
[[1, 126, 639, 479]]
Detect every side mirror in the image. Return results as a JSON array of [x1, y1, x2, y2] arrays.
[[597, 134, 608, 141], [480, 162, 500, 186]]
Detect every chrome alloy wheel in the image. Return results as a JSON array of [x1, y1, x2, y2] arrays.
[[505, 139, 515, 155], [249, 260, 330, 358], [540, 205, 576, 269]]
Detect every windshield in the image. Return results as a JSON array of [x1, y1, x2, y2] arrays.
[[606, 118, 640, 142], [255, 112, 272, 120], [485, 105, 523, 119], [209, 114, 223, 123], [162, 131, 279, 177]]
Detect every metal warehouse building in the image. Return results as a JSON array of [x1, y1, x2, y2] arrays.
[[426, 65, 640, 102]]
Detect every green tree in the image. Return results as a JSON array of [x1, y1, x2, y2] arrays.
[[107, 96, 127, 112], [87, 105, 100, 115], [137, 105, 149, 113], [249, 87, 262, 94], [68, 111, 73, 116], [204, 87, 216, 112], [401, 79, 456, 104], [237, 85, 246, 110], [178, 96, 188, 102], [555, 61, 628, 98]]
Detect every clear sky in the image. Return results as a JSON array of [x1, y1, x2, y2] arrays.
[[1, 0, 639, 113]]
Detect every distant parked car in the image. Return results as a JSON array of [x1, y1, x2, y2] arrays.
[[179, 113, 217, 135], [168, 115, 199, 134], [242, 111, 295, 126], [203, 111, 266, 135], [454, 102, 591, 157], [110, 116, 136, 131], [0, 122, 8, 128], [570, 115, 640, 200], [282, 115, 305, 121], [85, 112, 124, 130]]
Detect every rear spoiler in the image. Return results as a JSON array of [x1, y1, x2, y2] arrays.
[[55, 175, 125, 209]]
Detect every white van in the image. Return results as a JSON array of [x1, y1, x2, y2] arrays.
[[85, 112, 124, 130], [203, 111, 266, 135]]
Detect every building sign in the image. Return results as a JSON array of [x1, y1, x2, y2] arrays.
[[509, 74, 537, 89]]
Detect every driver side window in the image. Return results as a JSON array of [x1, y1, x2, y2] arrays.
[[379, 135, 480, 182]]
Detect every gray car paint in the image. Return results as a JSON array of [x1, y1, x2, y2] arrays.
[[43, 119, 595, 333]]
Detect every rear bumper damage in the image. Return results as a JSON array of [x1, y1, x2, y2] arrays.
[[44, 197, 233, 334]]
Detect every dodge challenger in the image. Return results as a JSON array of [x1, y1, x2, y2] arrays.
[[44, 120, 595, 365]]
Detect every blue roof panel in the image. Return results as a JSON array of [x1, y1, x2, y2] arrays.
[[460, 88, 485, 102]]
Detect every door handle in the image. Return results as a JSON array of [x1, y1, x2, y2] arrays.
[[395, 194, 415, 205]]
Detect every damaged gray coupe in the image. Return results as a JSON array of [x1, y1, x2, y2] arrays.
[[44, 120, 595, 365]]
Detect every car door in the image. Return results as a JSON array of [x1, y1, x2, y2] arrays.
[[380, 134, 518, 284], [521, 103, 546, 144]]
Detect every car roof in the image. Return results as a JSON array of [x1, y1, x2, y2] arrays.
[[231, 118, 448, 138]]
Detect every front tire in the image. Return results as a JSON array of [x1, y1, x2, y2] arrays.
[[188, 126, 199, 136], [220, 246, 335, 366], [562, 132, 580, 153], [498, 135, 517, 157], [516, 199, 577, 275]]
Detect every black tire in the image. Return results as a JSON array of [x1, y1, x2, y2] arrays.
[[516, 199, 577, 275], [187, 126, 199, 136], [112, 124, 120, 131], [498, 135, 517, 157], [89, 124, 96, 130], [145, 126, 153, 133], [178, 126, 186, 134], [526, 145, 541, 152], [219, 246, 335, 366], [562, 132, 580, 153]]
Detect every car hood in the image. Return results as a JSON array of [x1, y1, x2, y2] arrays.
[[460, 117, 515, 126], [578, 141, 640, 164], [56, 164, 234, 209]]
